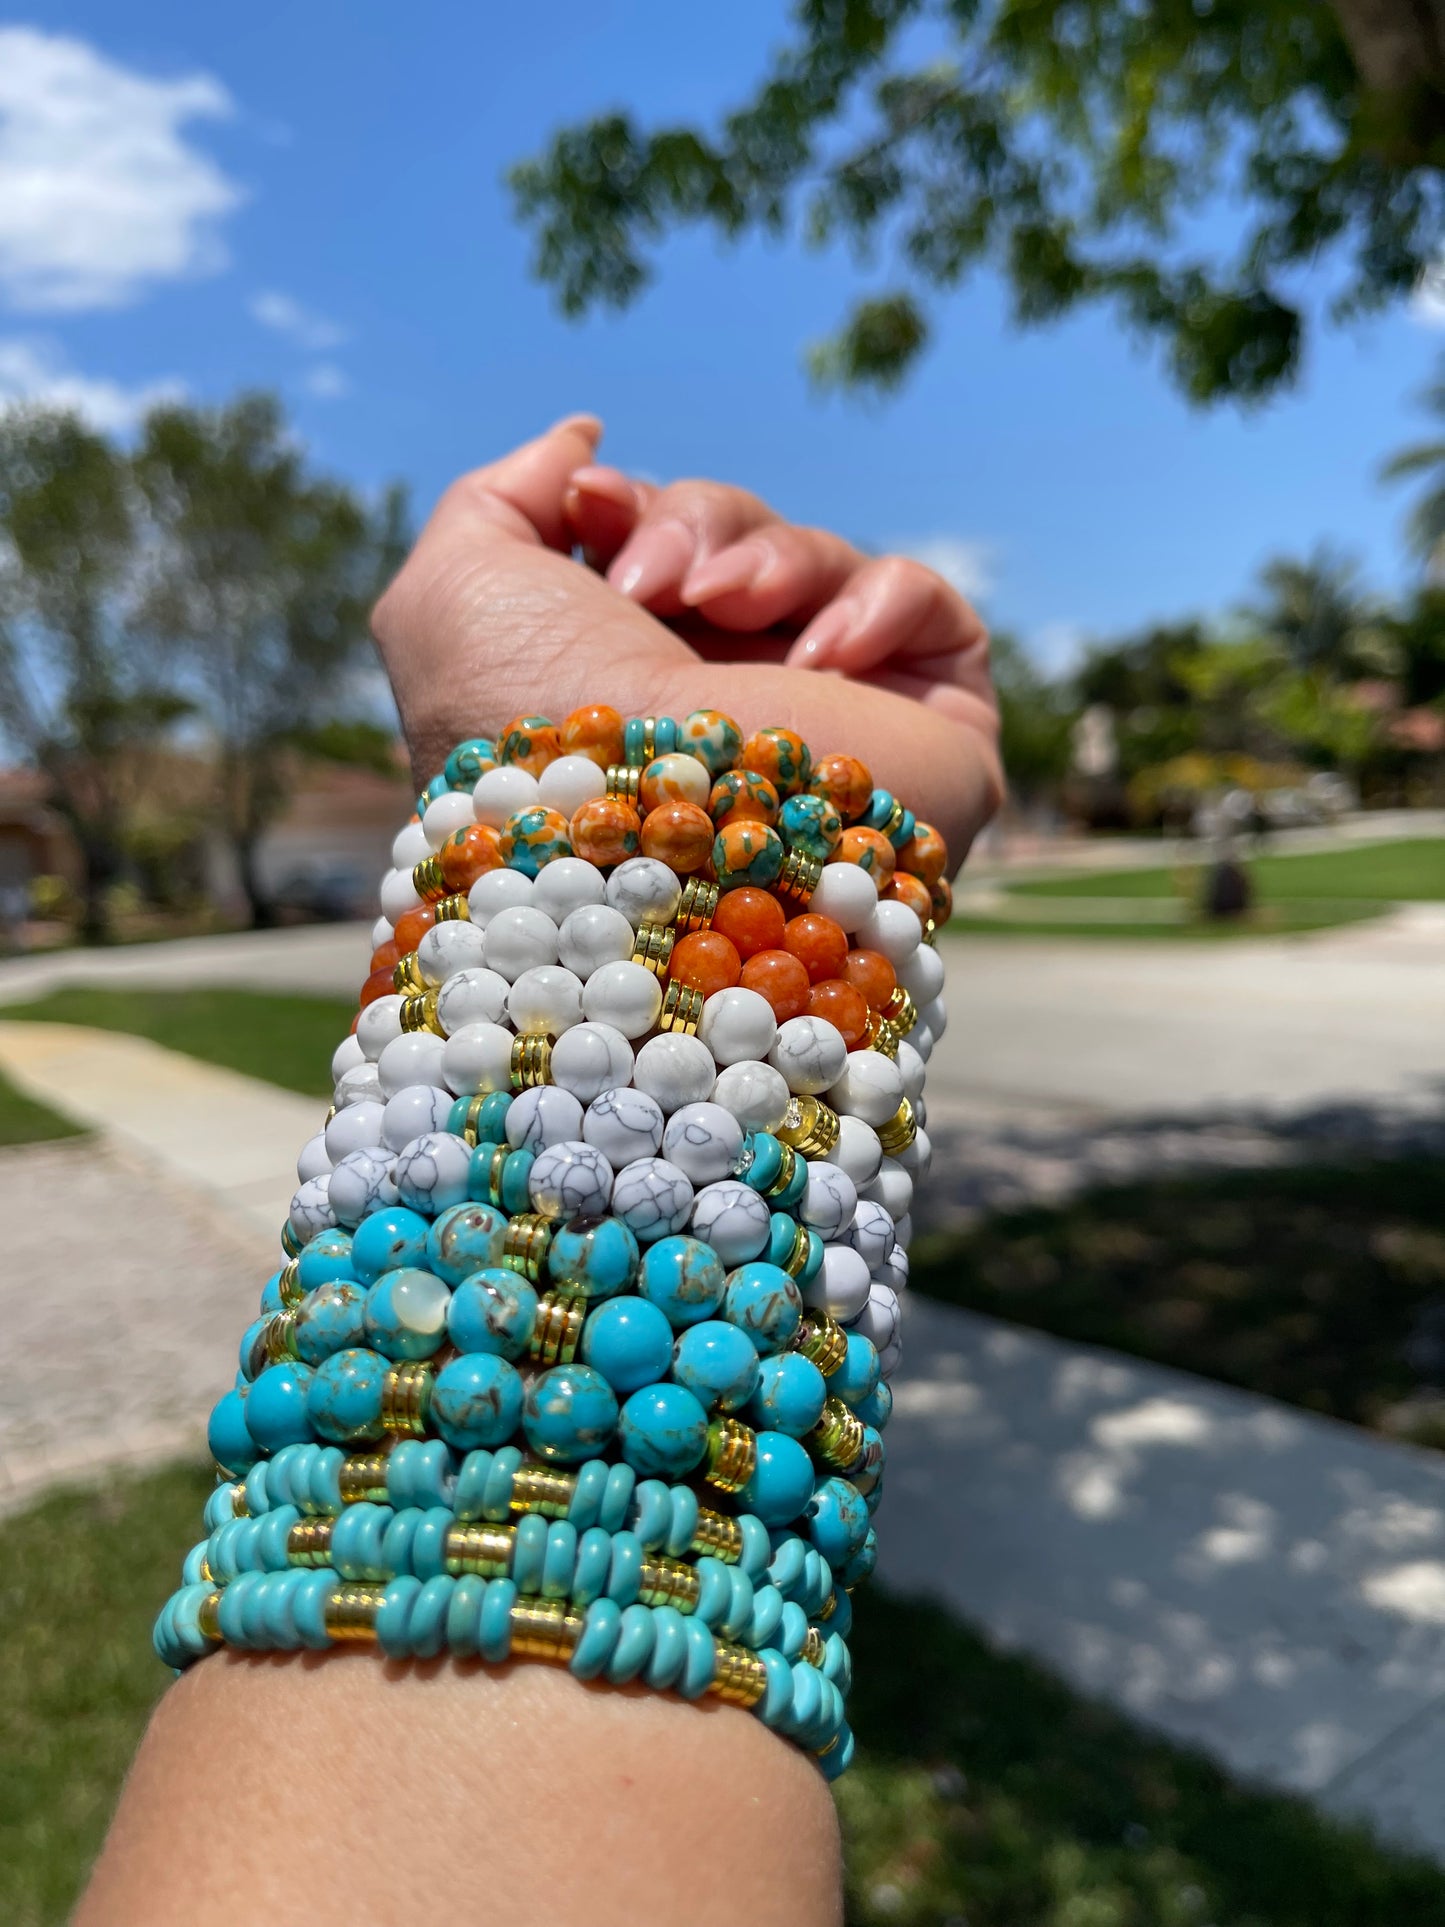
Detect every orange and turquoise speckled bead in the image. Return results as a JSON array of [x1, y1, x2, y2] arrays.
[[499, 806, 573, 876], [639, 753, 711, 813], [498, 716, 561, 776], [640, 801, 714, 875], [777, 792, 842, 862], [898, 821, 949, 887], [884, 871, 933, 924], [570, 796, 642, 868], [712, 820, 784, 892], [739, 727, 811, 798], [709, 770, 779, 830], [560, 704, 626, 771], [807, 753, 873, 823], [832, 825, 896, 889], [679, 709, 743, 777]]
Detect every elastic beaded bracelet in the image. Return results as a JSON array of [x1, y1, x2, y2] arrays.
[[154, 706, 950, 1782]]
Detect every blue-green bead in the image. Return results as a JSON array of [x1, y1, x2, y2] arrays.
[[451, 1449, 494, 1522], [631, 1479, 670, 1549], [775, 1156, 808, 1211], [740, 1432, 814, 1527], [737, 1513, 772, 1579], [350, 1207, 431, 1283], [832, 1332, 881, 1407], [581, 1296, 674, 1395], [445, 737, 496, 787], [607, 1530, 643, 1606], [500, 1149, 535, 1215], [482, 1445, 522, 1520], [653, 716, 678, 754], [694, 1557, 731, 1629], [777, 792, 842, 861], [411, 1575, 454, 1657], [616, 1382, 709, 1479], [862, 788, 896, 832], [679, 1618, 717, 1699], [376, 1575, 422, 1657], [571, 1596, 622, 1679], [306, 1347, 388, 1444], [523, 1364, 619, 1464], [512, 1510, 548, 1593], [825, 1587, 852, 1640], [643, 1605, 688, 1691], [294, 1281, 369, 1365], [787, 1659, 824, 1741], [364, 1267, 451, 1361], [547, 1214, 640, 1300], [890, 806, 916, 849], [678, 709, 743, 776], [768, 1533, 807, 1595], [664, 1483, 699, 1557], [749, 1584, 785, 1650], [637, 1235, 726, 1329], [207, 1388, 257, 1475], [426, 1201, 508, 1284], [623, 718, 648, 767], [723, 1262, 803, 1355], [479, 1575, 517, 1662], [502, 805, 572, 878], [447, 1573, 487, 1657], [820, 1724, 855, 1781], [297, 1228, 357, 1291], [758, 1648, 794, 1727], [838, 1526, 877, 1589], [567, 1459, 610, 1530], [605, 1602, 655, 1683], [431, 1353, 523, 1449], [571, 1525, 613, 1605], [748, 1354, 827, 1438], [599, 1463, 637, 1532], [331, 1502, 388, 1580], [542, 1520, 578, 1599], [669, 1319, 759, 1412], [854, 1378, 892, 1431], [447, 1267, 537, 1358], [723, 1566, 756, 1641], [386, 1439, 455, 1510], [237, 1317, 267, 1382], [421, 774, 450, 808], [246, 1362, 316, 1451], [294, 1569, 332, 1648], [740, 1132, 783, 1194], [778, 1599, 809, 1662], [259, 1270, 286, 1315], [448, 1088, 512, 1144]]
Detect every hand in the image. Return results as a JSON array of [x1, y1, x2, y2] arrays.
[[373, 417, 1002, 865]]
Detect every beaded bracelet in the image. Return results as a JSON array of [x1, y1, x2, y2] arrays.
[[153, 707, 950, 1780]]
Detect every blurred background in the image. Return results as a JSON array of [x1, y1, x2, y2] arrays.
[[1, 6, 1444, 1925]]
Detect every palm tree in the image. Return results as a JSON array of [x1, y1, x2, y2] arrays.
[[1382, 360, 1445, 572], [1245, 545, 1389, 677]]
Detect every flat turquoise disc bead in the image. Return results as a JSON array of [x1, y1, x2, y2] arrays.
[[739, 1431, 814, 1527], [446, 1267, 537, 1359], [350, 1207, 431, 1283], [479, 1576, 517, 1662], [581, 1296, 674, 1395], [512, 1511, 548, 1593], [616, 1382, 709, 1479], [643, 1605, 687, 1691], [245, 1362, 316, 1451], [605, 1601, 655, 1683], [499, 1149, 535, 1215], [364, 1267, 451, 1361], [431, 1352, 523, 1449], [305, 1347, 389, 1444], [722, 1261, 803, 1355], [542, 1520, 578, 1599], [294, 1281, 369, 1365], [669, 1319, 759, 1412], [748, 1353, 827, 1437], [376, 1575, 423, 1658], [571, 1596, 622, 1679], [679, 1616, 717, 1699], [547, 1214, 640, 1300], [522, 1364, 620, 1464], [426, 1202, 508, 1284], [447, 1573, 487, 1657], [638, 1234, 726, 1329], [740, 1132, 783, 1194]]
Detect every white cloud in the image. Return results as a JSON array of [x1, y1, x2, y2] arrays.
[[0, 336, 181, 432], [896, 533, 998, 603], [250, 290, 347, 351], [1028, 620, 1087, 672], [0, 27, 240, 312], [302, 362, 351, 400], [1413, 258, 1445, 328]]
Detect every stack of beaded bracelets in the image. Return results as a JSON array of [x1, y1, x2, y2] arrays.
[[154, 706, 951, 1781]]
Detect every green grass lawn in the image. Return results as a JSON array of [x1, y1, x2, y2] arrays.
[[0, 1067, 86, 1146], [911, 1157, 1445, 1444], [4, 1464, 1444, 1927], [3, 988, 355, 1100]]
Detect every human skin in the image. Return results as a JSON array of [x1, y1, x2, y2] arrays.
[[75, 418, 999, 1927]]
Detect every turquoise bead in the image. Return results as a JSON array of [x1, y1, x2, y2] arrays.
[[410, 1575, 454, 1657], [446, 1267, 537, 1359], [737, 1514, 772, 1579], [364, 1267, 451, 1360], [421, 774, 450, 807], [616, 1382, 709, 1479], [448, 1088, 512, 1143], [451, 1450, 494, 1522], [838, 1526, 877, 1588], [332, 1502, 389, 1580], [607, 1530, 643, 1606], [723, 1261, 803, 1355], [854, 1424, 885, 1496], [479, 1576, 517, 1661], [623, 718, 648, 767], [787, 1660, 824, 1742], [832, 1332, 881, 1407], [376, 1575, 422, 1658], [605, 1602, 655, 1683], [748, 1353, 827, 1437], [740, 1132, 783, 1194], [854, 1378, 892, 1431], [663, 1483, 698, 1557], [679, 1618, 718, 1699], [630, 1479, 670, 1548], [259, 1270, 286, 1315], [294, 1281, 369, 1365], [297, 1229, 357, 1290], [669, 1319, 759, 1412], [350, 1207, 431, 1283], [653, 716, 679, 754], [571, 1525, 612, 1604], [581, 1296, 674, 1395], [777, 792, 842, 860], [890, 806, 916, 849], [567, 1459, 610, 1530], [447, 1573, 487, 1657], [825, 1588, 853, 1640], [861, 788, 896, 832], [599, 1462, 637, 1532], [778, 1599, 809, 1662], [207, 1388, 257, 1475], [426, 1201, 508, 1284], [643, 1605, 688, 1691], [499, 1148, 535, 1215], [306, 1347, 389, 1444], [723, 1566, 756, 1641], [246, 1362, 316, 1451], [482, 1445, 523, 1519], [295, 1569, 332, 1648], [758, 1648, 794, 1727], [512, 1511, 548, 1593], [637, 1235, 726, 1329], [820, 1725, 855, 1781], [571, 1596, 622, 1679], [678, 709, 742, 776], [547, 1214, 640, 1300], [522, 1364, 620, 1463], [386, 1439, 455, 1509], [237, 1317, 268, 1382], [748, 1584, 785, 1649], [694, 1557, 731, 1629], [431, 1353, 523, 1449], [445, 737, 496, 787], [740, 1432, 814, 1527], [502, 805, 572, 877]]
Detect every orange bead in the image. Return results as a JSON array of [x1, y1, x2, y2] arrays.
[[359, 966, 395, 1008], [782, 913, 849, 984], [711, 886, 786, 959], [370, 939, 401, 974], [439, 823, 503, 892], [808, 753, 873, 822], [669, 930, 742, 998], [930, 876, 953, 924], [350, 1011, 360, 1033], [885, 872, 933, 924], [393, 905, 437, 951], [560, 703, 626, 770], [842, 948, 897, 1010], [739, 727, 812, 797], [640, 753, 711, 813], [807, 978, 870, 1050], [898, 821, 949, 888], [498, 715, 561, 776], [571, 796, 641, 868], [740, 949, 812, 1022], [833, 826, 896, 890], [640, 800, 714, 874], [709, 770, 779, 828]]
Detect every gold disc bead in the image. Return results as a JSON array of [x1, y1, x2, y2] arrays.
[[445, 1521, 516, 1579], [710, 1640, 768, 1707], [877, 1097, 918, 1157], [197, 1589, 224, 1644], [399, 987, 443, 1034], [393, 951, 428, 995], [690, 1506, 744, 1563], [527, 1287, 586, 1366], [279, 1222, 302, 1259], [605, 764, 641, 803], [809, 1397, 867, 1472], [381, 1360, 433, 1437], [509, 1462, 577, 1519], [778, 1094, 840, 1160], [658, 982, 704, 1036], [775, 848, 823, 910], [503, 1212, 555, 1283], [411, 852, 449, 903], [454, 1094, 494, 1147], [510, 1593, 584, 1661], [338, 1448, 392, 1505], [864, 1011, 901, 1059], [509, 1032, 553, 1090], [802, 1625, 827, 1668], [286, 1517, 334, 1567], [676, 877, 719, 934], [760, 1141, 798, 1200], [922, 917, 938, 947], [638, 1556, 703, 1613], [631, 921, 676, 976], [434, 893, 471, 922], [782, 1219, 814, 1279], [704, 1416, 757, 1494], [881, 986, 917, 1035], [325, 1582, 383, 1641], [793, 1308, 848, 1377], [278, 1257, 305, 1307]]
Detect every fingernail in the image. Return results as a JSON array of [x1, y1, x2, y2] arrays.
[[550, 413, 604, 446], [680, 539, 773, 606], [568, 464, 639, 511], [786, 602, 857, 668], [609, 521, 696, 603]]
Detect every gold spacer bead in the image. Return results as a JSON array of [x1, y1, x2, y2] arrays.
[[852, 1428, 885, 1497], [198, 1555, 213, 1586], [690, 1505, 744, 1564], [638, 1556, 703, 1613], [817, 1588, 837, 1622], [775, 848, 823, 909], [222, 1481, 249, 1519], [631, 920, 676, 976], [445, 1521, 516, 1579], [882, 796, 909, 841], [393, 951, 428, 995], [381, 1360, 433, 1437], [676, 877, 719, 934], [528, 1287, 586, 1365], [510, 1592, 584, 1661], [339, 1448, 392, 1505], [197, 1589, 223, 1643], [454, 1094, 491, 1147], [605, 764, 641, 803], [412, 852, 448, 903], [794, 1308, 848, 1377], [286, 1516, 335, 1568], [881, 986, 917, 1035], [278, 1257, 305, 1307], [477, 1141, 509, 1205], [809, 1398, 866, 1472], [922, 917, 938, 946], [509, 1462, 577, 1520], [876, 1097, 918, 1157], [434, 893, 471, 922], [509, 1031, 554, 1090], [782, 1219, 814, 1279], [864, 1012, 901, 1059], [263, 1308, 300, 1366], [400, 987, 443, 1034], [658, 981, 704, 1036], [279, 1221, 302, 1259], [642, 718, 658, 762], [705, 1415, 757, 1494], [778, 1094, 840, 1160], [709, 1639, 768, 1707], [761, 1141, 798, 1199], [802, 1625, 827, 1668], [325, 1582, 383, 1641], [504, 1212, 555, 1284]]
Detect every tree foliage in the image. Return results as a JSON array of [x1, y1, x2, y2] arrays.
[[511, 0, 1445, 402]]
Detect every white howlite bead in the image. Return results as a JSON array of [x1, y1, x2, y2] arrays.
[[802, 1242, 871, 1324], [435, 968, 510, 1036], [809, 862, 879, 932], [473, 765, 541, 827], [580, 959, 662, 1038], [483, 905, 559, 982], [877, 1334, 904, 1380], [421, 790, 475, 850], [506, 1085, 585, 1153], [632, 1033, 717, 1115], [894, 1124, 931, 1180], [858, 898, 923, 966], [537, 755, 608, 818], [418, 920, 488, 984], [896, 1039, 926, 1105], [689, 1180, 771, 1267], [550, 1024, 636, 1104], [297, 1132, 333, 1183], [381, 1083, 454, 1152], [894, 1210, 913, 1251], [289, 1175, 337, 1242], [919, 995, 947, 1040], [769, 1016, 847, 1095], [394, 1130, 472, 1214], [529, 1140, 615, 1220], [854, 1281, 901, 1354], [391, 819, 431, 871], [370, 915, 394, 950], [468, 868, 536, 926], [507, 963, 584, 1037], [826, 1050, 905, 1128], [606, 857, 681, 929], [833, 1114, 883, 1187], [898, 943, 945, 1006], [911, 1021, 935, 1062], [440, 1021, 515, 1096], [844, 1198, 895, 1271], [378, 1030, 448, 1098], [335, 1062, 384, 1108], [357, 996, 404, 1062], [661, 1102, 743, 1185], [379, 865, 422, 922], [611, 1156, 694, 1243], [874, 1242, 909, 1295], [800, 1162, 858, 1241], [582, 1085, 664, 1165], [329, 1145, 399, 1227], [862, 1156, 913, 1222], [698, 986, 777, 1067], [331, 1033, 366, 1082], [711, 1060, 791, 1133], [325, 1099, 386, 1161], [531, 855, 607, 925], [557, 902, 636, 978]]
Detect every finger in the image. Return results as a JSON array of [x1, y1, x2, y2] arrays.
[[606, 478, 778, 613], [674, 523, 866, 634], [564, 465, 658, 566], [784, 555, 988, 675], [428, 414, 606, 555]]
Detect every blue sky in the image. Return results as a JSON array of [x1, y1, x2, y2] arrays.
[[2, 3, 1441, 671]]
